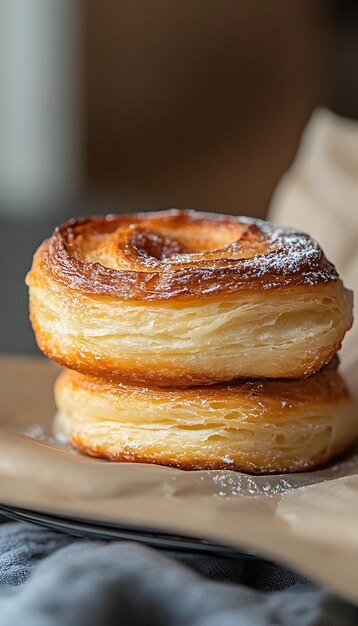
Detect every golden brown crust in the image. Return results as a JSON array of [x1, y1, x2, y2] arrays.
[[68, 437, 353, 473], [29, 209, 338, 301], [55, 365, 358, 473], [57, 356, 346, 403]]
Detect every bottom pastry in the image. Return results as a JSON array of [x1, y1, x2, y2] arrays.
[[54, 363, 357, 473]]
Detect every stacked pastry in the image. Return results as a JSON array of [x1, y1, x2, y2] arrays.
[[26, 209, 356, 473]]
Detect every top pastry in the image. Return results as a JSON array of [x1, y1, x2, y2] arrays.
[[27, 209, 353, 386]]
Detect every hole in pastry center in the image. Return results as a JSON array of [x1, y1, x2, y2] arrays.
[[85, 222, 267, 267], [131, 229, 186, 260], [130, 223, 257, 259]]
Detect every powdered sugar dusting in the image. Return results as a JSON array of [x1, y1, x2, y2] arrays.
[[208, 445, 358, 497]]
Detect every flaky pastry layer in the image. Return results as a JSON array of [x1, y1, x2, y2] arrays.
[[27, 210, 353, 384], [55, 365, 357, 473]]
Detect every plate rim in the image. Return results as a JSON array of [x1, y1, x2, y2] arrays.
[[0, 503, 257, 559]]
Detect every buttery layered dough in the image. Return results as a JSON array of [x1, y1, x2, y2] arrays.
[[27, 210, 353, 385], [55, 364, 357, 473]]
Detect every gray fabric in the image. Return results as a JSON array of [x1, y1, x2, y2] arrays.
[[0, 523, 357, 626]]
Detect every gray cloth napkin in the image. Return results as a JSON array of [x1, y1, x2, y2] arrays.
[[0, 523, 357, 626]]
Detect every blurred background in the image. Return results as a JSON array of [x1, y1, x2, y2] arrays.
[[1, 0, 358, 354]]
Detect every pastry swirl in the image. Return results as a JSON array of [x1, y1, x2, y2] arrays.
[[27, 209, 353, 385], [55, 363, 357, 473]]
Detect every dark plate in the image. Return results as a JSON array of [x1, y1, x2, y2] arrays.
[[0, 504, 256, 559]]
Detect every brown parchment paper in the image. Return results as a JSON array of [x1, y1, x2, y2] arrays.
[[0, 109, 358, 603]]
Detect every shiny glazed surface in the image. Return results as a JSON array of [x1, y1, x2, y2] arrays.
[[29, 209, 339, 300]]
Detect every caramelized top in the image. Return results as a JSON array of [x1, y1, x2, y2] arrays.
[[32, 209, 338, 301]]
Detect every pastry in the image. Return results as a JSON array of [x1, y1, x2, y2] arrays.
[[54, 361, 357, 473], [27, 209, 353, 386]]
